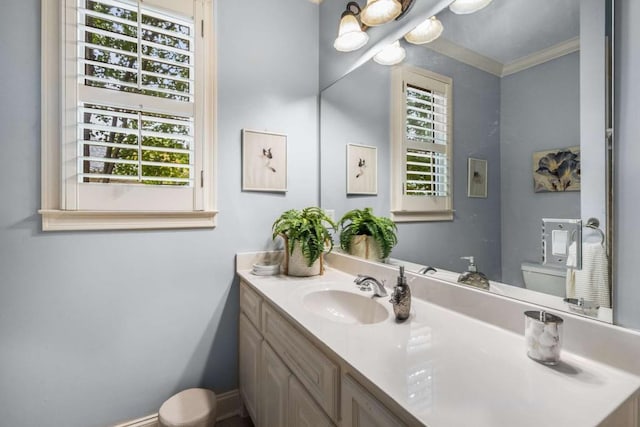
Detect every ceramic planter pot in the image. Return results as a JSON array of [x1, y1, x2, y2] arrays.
[[284, 240, 324, 277]]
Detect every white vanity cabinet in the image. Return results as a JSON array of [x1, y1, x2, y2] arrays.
[[260, 342, 290, 426], [238, 254, 640, 427], [238, 313, 261, 422], [240, 280, 345, 427], [342, 375, 406, 427], [289, 376, 334, 427]]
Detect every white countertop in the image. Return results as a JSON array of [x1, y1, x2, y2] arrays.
[[238, 266, 640, 427]]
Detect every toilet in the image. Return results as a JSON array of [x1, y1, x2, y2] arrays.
[[521, 262, 566, 297]]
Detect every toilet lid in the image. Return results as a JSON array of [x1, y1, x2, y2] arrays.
[[159, 388, 217, 426]]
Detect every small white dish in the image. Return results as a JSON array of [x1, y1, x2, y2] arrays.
[[252, 263, 280, 272], [251, 268, 280, 276]]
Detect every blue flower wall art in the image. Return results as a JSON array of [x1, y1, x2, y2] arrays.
[[532, 146, 580, 192]]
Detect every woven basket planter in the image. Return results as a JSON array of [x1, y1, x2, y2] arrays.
[[348, 235, 383, 262]]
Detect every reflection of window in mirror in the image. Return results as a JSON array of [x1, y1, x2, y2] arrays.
[[390, 66, 453, 222]]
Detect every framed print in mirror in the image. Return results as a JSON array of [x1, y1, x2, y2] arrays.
[[346, 144, 377, 195], [242, 129, 287, 192], [467, 158, 487, 198], [532, 146, 581, 193]]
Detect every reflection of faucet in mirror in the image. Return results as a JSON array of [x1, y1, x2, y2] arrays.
[[354, 274, 388, 297], [418, 266, 437, 275], [458, 256, 490, 290]]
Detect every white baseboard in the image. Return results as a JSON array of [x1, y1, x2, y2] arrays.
[[215, 389, 242, 421], [113, 389, 241, 427], [113, 414, 159, 427]]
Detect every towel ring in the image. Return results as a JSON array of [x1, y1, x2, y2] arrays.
[[585, 217, 605, 245]]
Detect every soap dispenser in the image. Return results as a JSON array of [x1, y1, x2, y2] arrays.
[[458, 256, 490, 290], [389, 266, 411, 321]]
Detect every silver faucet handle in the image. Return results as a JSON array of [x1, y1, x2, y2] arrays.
[[354, 274, 367, 284], [357, 283, 371, 292]]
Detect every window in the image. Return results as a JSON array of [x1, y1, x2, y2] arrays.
[[390, 65, 453, 222], [41, 0, 216, 230]]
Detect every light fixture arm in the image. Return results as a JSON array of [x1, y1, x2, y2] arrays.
[[345, 1, 362, 16], [395, 0, 416, 21], [342, 0, 415, 31]]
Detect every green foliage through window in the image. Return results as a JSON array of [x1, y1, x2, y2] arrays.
[[79, 0, 195, 186]]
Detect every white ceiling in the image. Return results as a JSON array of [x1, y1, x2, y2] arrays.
[[436, 0, 580, 64]]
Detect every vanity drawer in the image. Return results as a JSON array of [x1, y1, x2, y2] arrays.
[[240, 281, 262, 329], [262, 303, 339, 421]]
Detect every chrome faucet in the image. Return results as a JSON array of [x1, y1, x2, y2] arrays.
[[354, 274, 388, 297]]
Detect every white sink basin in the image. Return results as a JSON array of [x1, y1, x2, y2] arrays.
[[302, 290, 389, 325]]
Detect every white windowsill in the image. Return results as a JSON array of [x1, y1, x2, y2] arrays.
[[390, 210, 454, 222], [39, 209, 218, 231]]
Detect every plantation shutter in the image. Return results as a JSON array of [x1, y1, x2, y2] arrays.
[[64, 0, 204, 211], [391, 66, 453, 220]]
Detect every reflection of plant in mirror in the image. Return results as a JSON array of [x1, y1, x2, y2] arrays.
[[272, 207, 337, 267], [339, 208, 398, 259]]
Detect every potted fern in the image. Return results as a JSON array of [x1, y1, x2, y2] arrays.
[[338, 208, 398, 262], [272, 207, 337, 277]]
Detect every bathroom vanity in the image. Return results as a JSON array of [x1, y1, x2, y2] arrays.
[[237, 251, 640, 427]]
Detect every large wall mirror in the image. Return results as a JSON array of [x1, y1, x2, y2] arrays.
[[320, 0, 614, 322]]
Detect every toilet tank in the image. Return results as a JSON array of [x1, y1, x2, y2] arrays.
[[521, 262, 566, 297]]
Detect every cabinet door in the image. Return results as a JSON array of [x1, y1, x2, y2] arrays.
[[260, 343, 290, 427], [342, 375, 406, 427], [289, 376, 333, 427], [239, 313, 262, 423]]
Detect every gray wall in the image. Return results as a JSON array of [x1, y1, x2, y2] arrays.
[[320, 44, 503, 278], [500, 52, 581, 287], [614, 0, 640, 330], [0, 1, 319, 426], [397, 46, 503, 277], [320, 60, 391, 221]]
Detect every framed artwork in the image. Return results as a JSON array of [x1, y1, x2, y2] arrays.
[[346, 144, 377, 195], [242, 129, 287, 192], [467, 158, 488, 198], [532, 146, 580, 193]]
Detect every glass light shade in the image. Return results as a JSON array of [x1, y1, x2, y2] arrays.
[[404, 16, 443, 44], [334, 13, 369, 52], [373, 41, 406, 65], [360, 0, 402, 27], [449, 0, 493, 15]]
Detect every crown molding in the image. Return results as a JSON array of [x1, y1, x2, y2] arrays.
[[423, 37, 503, 77], [422, 36, 580, 78], [502, 36, 580, 77]]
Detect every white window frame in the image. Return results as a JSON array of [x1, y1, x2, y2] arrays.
[[40, 0, 217, 231], [390, 65, 453, 222]]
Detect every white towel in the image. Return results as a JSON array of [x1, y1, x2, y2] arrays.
[[565, 242, 577, 298], [572, 242, 611, 308]]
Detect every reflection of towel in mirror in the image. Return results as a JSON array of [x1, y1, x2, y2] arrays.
[[565, 242, 577, 298], [566, 242, 610, 308]]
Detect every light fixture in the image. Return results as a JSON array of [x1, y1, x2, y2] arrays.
[[404, 16, 443, 45], [360, 0, 402, 26], [373, 40, 406, 65], [448, 0, 493, 15], [334, 3, 370, 52], [333, 0, 416, 52]]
